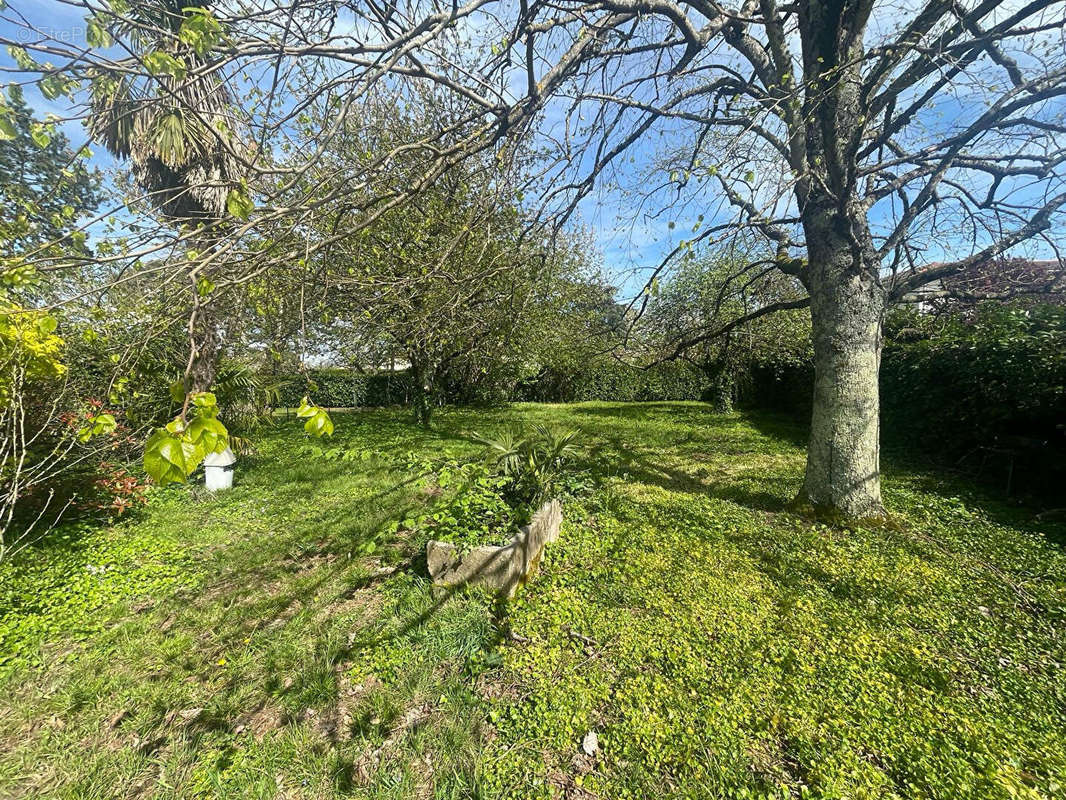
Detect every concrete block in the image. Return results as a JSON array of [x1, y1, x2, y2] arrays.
[[426, 499, 562, 597]]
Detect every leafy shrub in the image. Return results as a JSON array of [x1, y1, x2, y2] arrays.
[[881, 303, 1066, 450], [81, 462, 149, 518], [387, 460, 518, 553], [210, 361, 285, 452], [0, 308, 148, 557], [383, 427, 586, 554], [880, 303, 1066, 497]]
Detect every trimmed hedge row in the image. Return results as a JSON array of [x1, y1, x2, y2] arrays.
[[274, 361, 712, 408], [745, 305, 1066, 446], [880, 307, 1066, 452], [514, 362, 710, 403], [741, 304, 1066, 499], [275, 369, 414, 408]]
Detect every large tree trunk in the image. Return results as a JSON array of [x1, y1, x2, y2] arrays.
[[798, 232, 887, 519]]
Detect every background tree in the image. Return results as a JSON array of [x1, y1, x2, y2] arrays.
[[84, 0, 246, 395], [247, 90, 603, 425], [313, 170, 590, 426], [643, 240, 811, 412], [0, 89, 100, 264]]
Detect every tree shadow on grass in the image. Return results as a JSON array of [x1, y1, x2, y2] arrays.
[[580, 431, 797, 514], [736, 407, 810, 449], [568, 401, 734, 427], [739, 407, 1066, 545]]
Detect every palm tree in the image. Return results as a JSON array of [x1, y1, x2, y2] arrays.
[[87, 0, 244, 392]]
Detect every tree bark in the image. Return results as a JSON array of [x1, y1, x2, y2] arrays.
[[705, 361, 734, 414], [188, 301, 221, 394], [799, 232, 887, 519], [410, 357, 434, 427]]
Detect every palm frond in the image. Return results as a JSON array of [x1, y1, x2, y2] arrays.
[[86, 12, 244, 224]]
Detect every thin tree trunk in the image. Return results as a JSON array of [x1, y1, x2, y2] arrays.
[[799, 242, 886, 519], [188, 301, 221, 394], [410, 357, 434, 427], [187, 233, 223, 395]]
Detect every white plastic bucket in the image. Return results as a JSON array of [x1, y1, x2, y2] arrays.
[[204, 447, 236, 491]]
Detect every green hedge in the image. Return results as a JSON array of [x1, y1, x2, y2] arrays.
[[275, 369, 414, 408], [277, 362, 713, 407], [514, 362, 710, 403], [742, 303, 1066, 499], [880, 304, 1066, 452]]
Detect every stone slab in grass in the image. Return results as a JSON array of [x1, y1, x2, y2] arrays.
[[426, 499, 562, 597]]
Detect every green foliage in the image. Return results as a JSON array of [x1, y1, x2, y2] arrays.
[[388, 459, 518, 553], [85, 16, 113, 48], [278, 362, 708, 409], [882, 303, 1066, 451], [383, 424, 588, 554], [516, 361, 710, 403], [276, 369, 413, 408], [76, 411, 117, 443], [0, 303, 66, 401], [0, 509, 198, 680], [178, 7, 223, 56], [0, 90, 100, 258], [142, 392, 230, 485], [142, 51, 187, 80], [298, 442, 374, 463], [746, 302, 1066, 498], [295, 396, 334, 437], [225, 183, 254, 220]]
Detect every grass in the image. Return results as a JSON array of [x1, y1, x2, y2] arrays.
[[1, 402, 1064, 799]]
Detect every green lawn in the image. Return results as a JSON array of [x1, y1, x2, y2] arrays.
[[1, 403, 1064, 799]]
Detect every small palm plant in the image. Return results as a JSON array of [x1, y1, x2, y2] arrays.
[[473, 425, 584, 506], [210, 361, 282, 454]]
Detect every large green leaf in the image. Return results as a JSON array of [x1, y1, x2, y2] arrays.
[[186, 415, 229, 454], [303, 409, 334, 437], [296, 396, 333, 437], [225, 185, 254, 220], [143, 427, 206, 485]]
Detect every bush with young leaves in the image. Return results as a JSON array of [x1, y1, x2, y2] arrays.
[[385, 459, 518, 554]]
